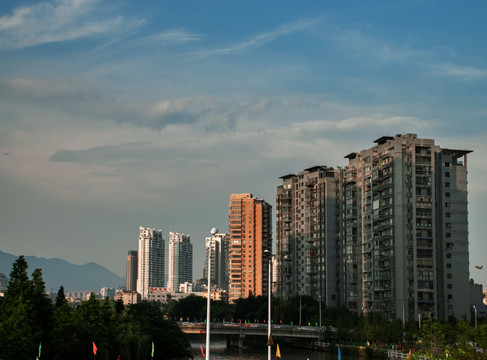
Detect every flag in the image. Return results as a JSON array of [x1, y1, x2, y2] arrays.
[[276, 344, 281, 358], [38, 343, 42, 359], [151, 342, 154, 358], [92, 341, 97, 355], [200, 345, 205, 358], [338, 346, 342, 360]]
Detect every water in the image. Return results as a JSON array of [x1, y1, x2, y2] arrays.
[[190, 336, 358, 360]]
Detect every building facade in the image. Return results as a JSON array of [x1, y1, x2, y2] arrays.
[[126, 250, 138, 292], [341, 134, 471, 321], [204, 232, 230, 291], [137, 226, 165, 299], [167, 232, 193, 292], [228, 193, 272, 303], [275, 134, 471, 322], [276, 166, 341, 306]]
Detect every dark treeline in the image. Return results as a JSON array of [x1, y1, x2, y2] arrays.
[[0, 256, 191, 360], [2, 256, 487, 360]]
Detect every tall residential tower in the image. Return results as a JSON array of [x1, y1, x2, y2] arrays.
[[137, 226, 165, 299], [126, 250, 138, 292], [341, 134, 471, 320], [204, 232, 230, 291], [276, 166, 341, 306], [168, 231, 193, 292], [228, 193, 272, 303]]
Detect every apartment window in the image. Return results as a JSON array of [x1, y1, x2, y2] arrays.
[[446, 223, 451, 228], [446, 263, 452, 268], [445, 192, 450, 197], [447, 273, 452, 279], [446, 233, 451, 238], [445, 162, 450, 168], [445, 202, 451, 208], [446, 212, 451, 218], [445, 172, 450, 177], [445, 182, 450, 188], [447, 284, 452, 289]]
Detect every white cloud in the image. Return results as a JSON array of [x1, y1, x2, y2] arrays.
[[433, 63, 487, 80], [0, 0, 144, 49], [193, 18, 320, 57]]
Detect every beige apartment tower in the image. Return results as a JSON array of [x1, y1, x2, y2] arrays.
[[276, 166, 341, 306], [228, 193, 272, 303], [341, 134, 471, 321]]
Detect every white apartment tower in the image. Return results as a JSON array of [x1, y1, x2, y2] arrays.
[[137, 226, 165, 299], [168, 232, 193, 292], [204, 233, 229, 291]]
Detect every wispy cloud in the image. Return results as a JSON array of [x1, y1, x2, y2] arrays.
[[193, 18, 320, 58], [0, 0, 144, 49], [433, 63, 487, 80]]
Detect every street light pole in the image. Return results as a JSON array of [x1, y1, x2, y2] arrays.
[[206, 227, 218, 360], [264, 249, 271, 360], [319, 295, 322, 328], [473, 305, 478, 327], [299, 296, 302, 326]]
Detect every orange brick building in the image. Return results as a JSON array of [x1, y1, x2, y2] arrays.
[[228, 193, 272, 303]]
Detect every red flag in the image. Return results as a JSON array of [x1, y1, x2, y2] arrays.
[[200, 345, 205, 358], [92, 342, 97, 355]]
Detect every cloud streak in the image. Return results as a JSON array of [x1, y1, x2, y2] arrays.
[[193, 18, 320, 58], [0, 0, 144, 49]]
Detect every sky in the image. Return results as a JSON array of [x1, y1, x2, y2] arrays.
[[1, 0, 486, 288]]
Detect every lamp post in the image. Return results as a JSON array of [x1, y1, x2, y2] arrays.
[[206, 227, 218, 360], [473, 305, 478, 328], [299, 296, 302, 326], [264, 249, 272, 360], [319, 295, 322, 328]]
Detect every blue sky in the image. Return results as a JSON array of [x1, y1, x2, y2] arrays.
[[1, 0, 486, 288]]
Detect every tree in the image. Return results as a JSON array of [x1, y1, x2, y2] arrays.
[[0, 256, 54, 360]]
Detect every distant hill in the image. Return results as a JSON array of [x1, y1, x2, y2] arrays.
[[0, 251, 124, 292]]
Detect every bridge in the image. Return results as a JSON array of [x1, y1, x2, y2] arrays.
[[177, 322, 324, 348]]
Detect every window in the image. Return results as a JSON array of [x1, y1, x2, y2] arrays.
[[447, 273, 452, 279], [445, 172, 450, 178], [445, 162, 450, 168], [445, 182, 450, 187], [446, 212, 451, 218], [445, 192, 450, 197]]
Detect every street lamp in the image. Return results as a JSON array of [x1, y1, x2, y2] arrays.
[[473, 305, 478, 328], [264, 249, 272, 360], [319, 295, 322, 328], [206, 227, 218, 360]]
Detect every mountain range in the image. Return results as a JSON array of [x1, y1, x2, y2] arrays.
[[0, 250, 125, 292]]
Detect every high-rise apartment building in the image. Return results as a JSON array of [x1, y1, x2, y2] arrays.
[[275, 134, 471, 322], [168, 232, 193, 292], [341, 134, 471, 321], [126, 250, 138, 292], [137, 226, 165, 299], [276, 166, 341, 306], [228, 193, 272, 303], [204, 232, 229, 290]]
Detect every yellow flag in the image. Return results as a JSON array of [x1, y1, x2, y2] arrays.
[[276, 344, 281, 358]]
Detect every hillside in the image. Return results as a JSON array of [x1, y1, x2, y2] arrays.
[[0, 251, 124, 292]]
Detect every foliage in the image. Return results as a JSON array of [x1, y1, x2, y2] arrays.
[[0, 256, 193, 360]]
